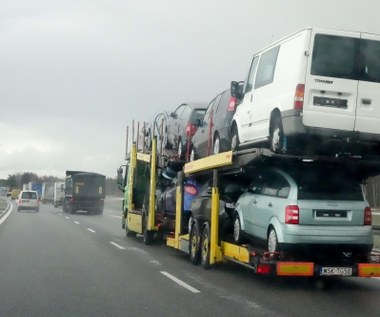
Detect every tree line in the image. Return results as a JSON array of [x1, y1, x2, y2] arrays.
[[0, 172, 121, 196]]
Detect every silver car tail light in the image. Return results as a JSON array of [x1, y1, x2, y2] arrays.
[[285, 205, 299, 224]]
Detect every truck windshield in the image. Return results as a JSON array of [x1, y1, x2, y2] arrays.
[[311, 34, 380, 83]]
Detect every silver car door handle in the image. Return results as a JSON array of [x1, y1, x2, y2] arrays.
[[268, 202, 272, 207]]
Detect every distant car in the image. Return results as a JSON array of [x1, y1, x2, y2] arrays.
[[17, 190, 40, 212], [165, 103, 207, 160], [233, 166, 373, 258], [190, 89, 240, 160]]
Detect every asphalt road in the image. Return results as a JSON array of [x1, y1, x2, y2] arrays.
[[1, 197, 380, 317]]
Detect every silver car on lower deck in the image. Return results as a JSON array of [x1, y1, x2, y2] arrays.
[[233, 165, 373, 257]]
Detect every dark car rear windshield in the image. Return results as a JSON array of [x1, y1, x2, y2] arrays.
[[289, 169, 364, 201], [311, 34, 380, 83]]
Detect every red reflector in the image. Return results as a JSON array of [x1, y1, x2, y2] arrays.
[[364, 207, 372, 225], [186, 123, 197, 136], [257, 264, 272, 275], [294, 84, 305, 110], [227, 97, 237, 111], [184, 185, 198, 196], [285, 205, 299, 224]]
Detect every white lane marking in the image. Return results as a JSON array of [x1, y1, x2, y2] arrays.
[[110, 215, 122, 219], [110, 241, 126, 250], [87, 228, 96, 233], [0, 201, 13, 225], [74, 221, 80, 225], [65, 216, 70, 219], [160, 271, 200, 294]]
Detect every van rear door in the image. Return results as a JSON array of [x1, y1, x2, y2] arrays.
[[303, 29, 360, 132], [354, 33, 380, 136]]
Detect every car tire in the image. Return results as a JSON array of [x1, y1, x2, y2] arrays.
[[36, 208, 39, 212], [201, 222, 212, 269], [190, 148, 196, 162], [189, 220, 201, 265], [267, 227, 278, 253], [233, 213, 243, 244], [270, 116, 284, 154], [17, 207, 20, 212], [213, 133, 221, 154], [177, 138, 183, 159], [231, 125, 239, 151]]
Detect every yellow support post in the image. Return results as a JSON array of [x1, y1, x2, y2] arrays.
[[127, 143, 137, 216], [210, 170, 223, 265], [174, 171, 184, 249], [148, 138, 158, 231]]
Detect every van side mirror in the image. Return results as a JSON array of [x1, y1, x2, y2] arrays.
[[231, 81, 245, 100], [116, 167, 125, 191]]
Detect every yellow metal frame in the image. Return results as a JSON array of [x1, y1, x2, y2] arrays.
[[210, 186, 223, 264], [126, 140, 158, 234], [148, 139, 158, 231], [184, 151, 233, 174]]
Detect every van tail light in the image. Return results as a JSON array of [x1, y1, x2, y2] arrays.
[[227, 96, 237, 111], [294, 84, 305, 110], [186, 123, 197, 136], [364, 207, 372, 225], [285, 205, 299, 224]]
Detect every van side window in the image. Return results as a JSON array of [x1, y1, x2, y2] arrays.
[[244, 56, 259, 93], [254, 46, 280, 89]]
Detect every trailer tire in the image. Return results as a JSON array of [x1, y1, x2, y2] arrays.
[[143, 215, 155, 245], [201, 222, 212, 269], [189, 220, 201, 265]]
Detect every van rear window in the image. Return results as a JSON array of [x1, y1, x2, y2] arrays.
[[311, 34, 380, 83]]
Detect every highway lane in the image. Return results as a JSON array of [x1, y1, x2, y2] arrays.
[[1, 198, 380, 317]]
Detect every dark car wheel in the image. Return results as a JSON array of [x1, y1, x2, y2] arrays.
[[233, 213, 243, 244], [201, 222, 212, 269], [269, 116, 284, 153], [189, 220, 201, 265], [143, 215, 155, 245], [231, 125, 239, 151], [213, 134, 221, 154], [267, 227, 278, 253]]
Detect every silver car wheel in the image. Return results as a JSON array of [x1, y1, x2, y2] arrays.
[[190, 149, 195, 162], [233, 215, 242, 244], [268, 228, 278, 253], [178, 139, 183, 158], [213, 135, 220, 154]]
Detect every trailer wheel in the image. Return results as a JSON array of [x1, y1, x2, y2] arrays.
[[143, 215, 155, 245], [189, 220, 201, 265], [201, 222, 212, 269], [267, 227, 278, 253]]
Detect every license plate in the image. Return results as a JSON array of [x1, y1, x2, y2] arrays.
[[316, 210, 347, 218], [320, 267, 352, 276], [22, 199, 30, 203]]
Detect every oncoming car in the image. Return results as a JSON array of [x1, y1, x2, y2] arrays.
[[17, 190, 40, 212], [233, 165, 373, 259]]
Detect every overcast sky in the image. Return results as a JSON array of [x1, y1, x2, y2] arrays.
[[1, 0, 379, 179]]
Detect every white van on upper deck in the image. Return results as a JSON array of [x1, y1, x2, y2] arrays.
[[231, 27, 380, 155]]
